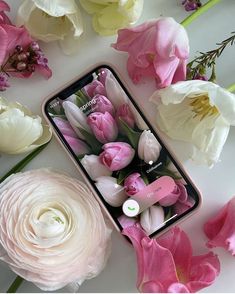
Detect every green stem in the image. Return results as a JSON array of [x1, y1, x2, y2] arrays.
[[181, 0, 221, 27], [7, 276, 24, 293], [227, 83, 235, 93]]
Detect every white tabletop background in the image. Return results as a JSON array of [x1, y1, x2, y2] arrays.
[[0, 0, 235, 292]]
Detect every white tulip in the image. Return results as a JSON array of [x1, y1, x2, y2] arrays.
[[81, 155, 112, 180], [140, 205, 165, 235], [17, 0, 83, 54], [0, 97, 51, 154], [150, 80, 235, 166], [138, 130, 161, 163], [95, 176, 127, 207], [63, 100, 91, 140], [0, 169, 112, 291]]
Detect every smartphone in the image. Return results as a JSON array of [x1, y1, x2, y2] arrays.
[[43, 64, 201, 238]]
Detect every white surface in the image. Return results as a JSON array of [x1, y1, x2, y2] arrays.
[[1, 0, 235, 292]]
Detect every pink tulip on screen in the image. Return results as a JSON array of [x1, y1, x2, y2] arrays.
[[91, 94, 115, 115], [124, 172, 146, 196], [204, 196, 235, 255], [112, 17, 189, 88], [123, 226, 220, 293], [159, 181, 188, 207], [115, 103, 135, 129], [84, 80, 106, 98], [64, 135, 90, 156], [53, 117, 78, 138]]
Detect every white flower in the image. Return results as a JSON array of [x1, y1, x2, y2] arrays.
[[150, 80, 235, 166], [81, 154, 112, 180], [80, 0, 144, 36], [16, 0, 83, 54], [95, 176, 127, 207], [0, 97, 51, 154], [0, 169, 112, 291], [138, 130, 161, 163], [140, 205, 164, 235]]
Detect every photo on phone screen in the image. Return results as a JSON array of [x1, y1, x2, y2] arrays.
[[44, 65, 201, 237]]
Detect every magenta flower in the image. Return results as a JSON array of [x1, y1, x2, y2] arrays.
[[64, 135, 90, 156], [99, 142, 135, 171], [124, 172, 146, 196], [123, 226, 220, 293], [91, 94, 115, 115], [204, 197, 235, 255], [87, 112, 118, 144], [84, 80, 106, 98], [53, 117, 78, 138], [159, 181, 188, 207], [112, 17, 189, 88], [115, 103, 135, 129], [182, 0, 202, 11], [0, 0, 11, 25]]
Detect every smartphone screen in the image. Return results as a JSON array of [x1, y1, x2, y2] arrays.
[[44, 65, 200, 237]]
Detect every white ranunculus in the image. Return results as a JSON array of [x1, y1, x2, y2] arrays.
[[0, 97, 51, 154], [95, 176, 127, 207], [81, 154, 112, 180], [138, 130, 161, 163], [150, 80, 235, 166], [62, 100, 91, 139], [0, 169, 112, 291], [16, 0, 83, 54], [140, 205, 164, 235]]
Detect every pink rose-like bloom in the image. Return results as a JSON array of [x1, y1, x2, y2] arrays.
[[123, 226, 220, 293], [64, 135, 90, 156], [91, 94, 115, 115], [159, 181, 188, 207], [53, 117, 77, 138], [87, 112, 118, 144], [0, 0, 11, 24], [99, 142, 135, 171], [204, 197, 235, 255], [116, 103, 135, 129], [112, 17, 189, 88], [84, 80, 106, 98], [124, 172, 146, 196]]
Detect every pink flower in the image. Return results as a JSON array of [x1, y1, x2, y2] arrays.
[[0, 72, 9, 91], [84, 80, 106, 98], [124, 172, 146, 196], [53, 117, 78, 138], [204, 197, 235, 255], [123, 226, 220, 293], [159, 181, 188, 207], [99, 142, 135, 171], [87, 112, 118, 144], [91, 94, 114, 115], [174, 195, 195, 215], [0, 0, 11, 25], [112, 17, 189, 88], [115, 103, 135, 129], [64, 135, 90, 156]]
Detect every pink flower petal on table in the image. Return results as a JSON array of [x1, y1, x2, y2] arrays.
[[167, 282, 190, 293], [35, 64, 52, 79], [0, 0, 12, 25], [0, 25, 8, 64], [204, 196, 235, 255]]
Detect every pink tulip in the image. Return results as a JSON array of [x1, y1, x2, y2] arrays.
[[84, 80, 106, 98], [87, 112, 118, 144], [123, 226, 220, 293], [174, 196, 195, 215], [0, 0, 11, 25], [115, 103, 135, 129], [64, 135, 90, 156], [98, 68, 109, 86], [91, 94, 115, 115], [124, 173, 146, 196], [99, 142, 135, 171], [204, 197, 235, 255], [53, 117, 78, 138], [159, 181, 188, 207], [112, 17, 189, 88], [118, 214, 137, 229]]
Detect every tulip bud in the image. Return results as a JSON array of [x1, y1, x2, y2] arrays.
[[87, 112, 118, 144], [138, 130, 161, 163], [116, 103, 135, 129], [159, 182, 188, 207], [99, 142, 135, 171], [84, 80, 106, 98], [91, 94, 115, 115], [118, 214, 137, 229], [64, 135, 90, 156], [53, 117, 77, 138], [140, 206, 165, 235], [124, 173, 146, 196]]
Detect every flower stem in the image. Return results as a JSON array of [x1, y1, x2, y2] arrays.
[[181, 0, 221, 27], [227, 83, 235, 93], [7, 276, 24, 293]]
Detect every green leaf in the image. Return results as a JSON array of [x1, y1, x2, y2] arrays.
[[7, 276, 24, 293], [141, 172, 149, 185], [78, 128, 102, 155], [119, 118, 141, 149], [117, 169, 132, 185]]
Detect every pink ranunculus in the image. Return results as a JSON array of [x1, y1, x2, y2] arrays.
[[0, 0, 12, 25], [124, 172, 146, 196], [53, 117, 78, 138], [116, 103, 135, 130], [87, 112, 118, 144], [123, 226, 220, 293], [99, 142, 135, 171], [112, 17, 189, 88], [84, 80, 106, 98], [91, 94, 115, 115], [159, 181, 187, 207], [204, 197, 235, 255], [64, 135, 90, 156]]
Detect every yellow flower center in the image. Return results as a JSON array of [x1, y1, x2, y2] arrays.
[[147, 53, 155, 62], [42, 11, 66, 22], [189, 93, 219, 120], [176, 266, 187, 284]]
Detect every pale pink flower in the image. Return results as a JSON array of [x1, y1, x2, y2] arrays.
[[64, 135, 90, 156], [124, 172, 146, 196], [159, 181, 188, 207], [0, 0, 11, 25], [115, 103, 135, 130], [84, 80, 106, 98], [123, 226, 220, 293], [112, 17, 189, 88], [204, 196, 235, 255], [91, 94, 114, 115]]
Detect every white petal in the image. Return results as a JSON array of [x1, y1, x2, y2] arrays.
[[140, 205, 164, 235], [32, 0, 78, 16], [81, 155, 112, 180]]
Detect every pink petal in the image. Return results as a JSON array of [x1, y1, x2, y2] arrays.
[[0, 0, 10, 12], [127, 56, 155, 84], [187, 252, 220, 292], [141, 280, 164, 293], [172, 59, 187, 84], [35, 64, 52, 79], [174, 197, 195, 215], [0, 25, 8, 64], [204, 197, 235, 255], [167, 282, 190, 293]]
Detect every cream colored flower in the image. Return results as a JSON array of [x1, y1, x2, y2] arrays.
[[150, 80, 235, 166], [17, 0, 83, 54], [80, 0, 144, 36], [0, 97, 51, 154], [0, 169, 112, 291]]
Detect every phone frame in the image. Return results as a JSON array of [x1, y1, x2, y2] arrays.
[[42, 63, 202, 238]]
